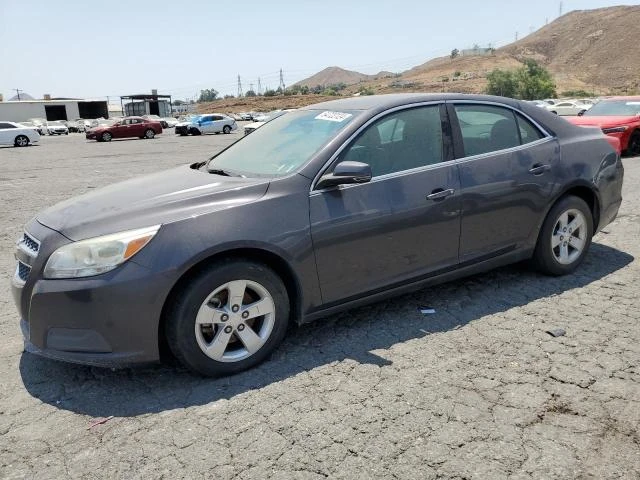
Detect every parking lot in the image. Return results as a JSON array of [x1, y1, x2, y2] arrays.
[[0, 131, 639, 479]]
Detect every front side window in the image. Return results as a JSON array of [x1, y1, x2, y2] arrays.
[[340, 105, 443, 177], [0, 123, 16, 129], [208, 109, 358, 177], [454, 104, 521, 156]]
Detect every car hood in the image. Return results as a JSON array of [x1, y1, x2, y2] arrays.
[[567, 115, 640, 128], [244, 121, 266, 129], [36, 165, 271, 240]]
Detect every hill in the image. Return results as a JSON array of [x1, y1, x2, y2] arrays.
[[500, 5, 640, 94], [293, 66, 372, 88]]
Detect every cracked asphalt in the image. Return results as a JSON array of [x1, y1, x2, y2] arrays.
[[0, 132, 638, 479]]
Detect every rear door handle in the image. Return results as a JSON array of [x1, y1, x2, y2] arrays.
[[529, 164, 551, 175], [427, 188, 455, 201]]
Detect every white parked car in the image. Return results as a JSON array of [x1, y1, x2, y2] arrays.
[[546, 101, 592, 116], [243, 110, 294, 135], [189, 114, 238, 135], [0, 121, 41, 147], [44, 120, 69, 135], [162, 117, 178, 128]]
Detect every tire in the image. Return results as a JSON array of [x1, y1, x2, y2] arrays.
[[165, 259, 290, 377], [101, 132, 112, 142], [626, 130, 640, 156], [14, 135, 29, 147], [65, 132, 69, 135], [190, 127, 201, 136], [532, 195, 593, 276], [144, 129, 155, 139], [551, 111, 558, 115], [223, 125, 231, 134]]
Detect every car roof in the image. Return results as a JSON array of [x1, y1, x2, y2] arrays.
[[600, 96, 640, 102], [300, 93, 523, 112]]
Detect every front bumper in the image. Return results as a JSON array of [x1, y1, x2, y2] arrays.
[[12, 220, 175, 367]]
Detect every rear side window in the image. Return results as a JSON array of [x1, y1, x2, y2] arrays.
[[515, 113, 545, 144], [454, 104, 520, 156], [0, 123, 15, 129]]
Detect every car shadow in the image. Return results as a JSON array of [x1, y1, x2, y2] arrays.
[[19, 242, 633, 417]]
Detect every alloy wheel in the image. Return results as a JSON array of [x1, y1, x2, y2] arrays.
[[551, 208, 587, 265], [194, 279, 276, 362]]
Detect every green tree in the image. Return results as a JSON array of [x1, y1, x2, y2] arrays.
[[264, 89, 277, 97], [515, 59, 556, 100], [486, 59, 556, 100], [486, 69, 518, 97], [450, 48, 459, 59], [245, 90, 257, 97], [197, 88, 219, 102]]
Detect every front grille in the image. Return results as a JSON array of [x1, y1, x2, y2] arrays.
[[17, 261, 31, 282], [22, 233, 40, 254]]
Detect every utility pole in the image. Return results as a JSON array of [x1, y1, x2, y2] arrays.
[[515, 31, 519, 41], [559, 1, 563, 17], [14, 88, 22, 101], [257, 78, 262, 95], [237, 75, 243, 98], [249, 83, 254, 94], [278, 69, 286, 92]]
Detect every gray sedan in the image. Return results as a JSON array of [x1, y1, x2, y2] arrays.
[[12, 94, 623, 376]]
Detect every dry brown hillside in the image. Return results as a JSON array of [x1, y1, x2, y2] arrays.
[[292, 67, 372, 88], [500, 5, 640, 94], [198, 6, 639, 112]]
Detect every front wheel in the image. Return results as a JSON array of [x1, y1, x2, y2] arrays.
[[165, 260, 290, 377], [14, 135, 29, 147], [223, 125, 231, 134], [101, 132, 112, 142], [532, 195, 593, 276], [144, 129, 155, 139]]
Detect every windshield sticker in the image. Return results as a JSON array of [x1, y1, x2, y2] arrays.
[[315, 111, 353, 122], [626, 102, 640, 105]]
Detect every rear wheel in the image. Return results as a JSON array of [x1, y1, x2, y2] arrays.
[[627, 130, 640, 156], [223, 125, 231, 134], [14, 135, 29, 147], [144, 129, 155, 139], [165, 260, 290, 377], [532, 195, 593, 275]]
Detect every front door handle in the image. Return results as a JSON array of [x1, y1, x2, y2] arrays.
[[529, 164, 551, 175], [427, 188, 455, 201]]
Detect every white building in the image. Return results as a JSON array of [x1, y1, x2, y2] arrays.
[[0, 99, 109, 122]]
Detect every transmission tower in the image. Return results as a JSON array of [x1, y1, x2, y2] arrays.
[[559, 1, 563, 17], [237, 75, 243, 97], [278, 69, 286, 91], [249, 83, 254, 94], [257, 78, 262, 95]]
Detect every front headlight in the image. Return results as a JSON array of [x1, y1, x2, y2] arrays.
[[44, 225, 160, 279]]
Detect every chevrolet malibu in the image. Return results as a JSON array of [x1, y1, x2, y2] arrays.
[[13, 94, 624, 376]]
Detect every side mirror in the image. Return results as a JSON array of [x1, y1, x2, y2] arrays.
[[577, 110, 585, 116], [316, 161, 372, 190]]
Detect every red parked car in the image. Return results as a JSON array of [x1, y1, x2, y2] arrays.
[[567, 96, 640, 156], [86, 116, 163, 142]]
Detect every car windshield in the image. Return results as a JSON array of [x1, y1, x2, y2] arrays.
[[20, 122, 34, 126], [584, 100, 640, 116], [49, 121, 65, 126], [207, 109, 359, 177]]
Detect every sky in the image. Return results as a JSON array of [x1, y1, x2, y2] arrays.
[[0, 0, 636, 102]]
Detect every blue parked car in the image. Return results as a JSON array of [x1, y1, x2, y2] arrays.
[[175, 114, 237, 136]]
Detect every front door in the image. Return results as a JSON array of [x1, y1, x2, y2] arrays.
[[310, 104, 461, 305], [449, 102, 558, 263]]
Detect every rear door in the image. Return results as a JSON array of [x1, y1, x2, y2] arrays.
[[130, 118, 146, 136], [448, 102, 558, 264], [310, 103, 461, 304]]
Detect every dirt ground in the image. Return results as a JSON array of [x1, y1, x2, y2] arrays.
[[0, 131, 638, 479]]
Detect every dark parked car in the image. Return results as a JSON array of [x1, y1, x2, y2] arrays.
[[13, 94, 623, 376], [86, 116, 162, 142]]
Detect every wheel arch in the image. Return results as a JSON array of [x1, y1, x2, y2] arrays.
[[158, 247, 303, 362]]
